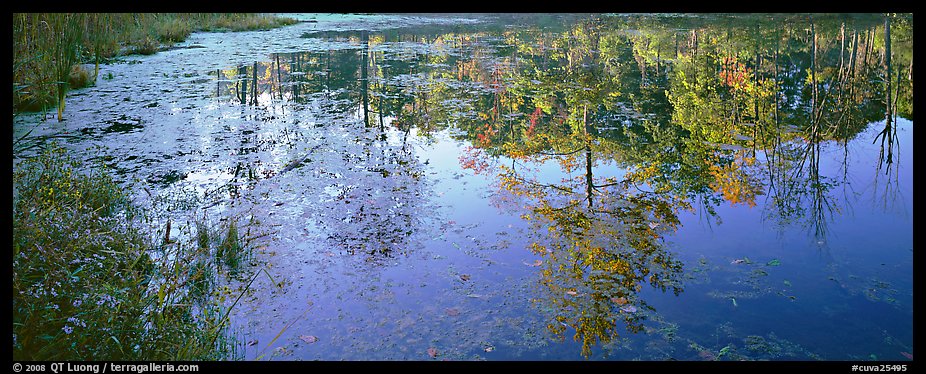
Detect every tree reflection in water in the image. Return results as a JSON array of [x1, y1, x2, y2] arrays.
[[205, 13, 910, 358], [453, 14, 911, 357]]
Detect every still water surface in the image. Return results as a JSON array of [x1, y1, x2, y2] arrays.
[[13, 13, 913, 361]]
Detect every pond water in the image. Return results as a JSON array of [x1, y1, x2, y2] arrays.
[[12, 13, 913, 361]]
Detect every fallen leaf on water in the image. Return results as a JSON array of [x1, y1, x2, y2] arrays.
[[648, 222, 660, 229], [611, 297, 628, 305], [445, 308, 460, 316], [299, 335, 318, 344], [565, 290, 578, 296], [427, 347, 438, 358], [460, 274, 471, 281], [767, 259, 781, 266], [619, 305, 637, 313], [901, 352, 913, 360]]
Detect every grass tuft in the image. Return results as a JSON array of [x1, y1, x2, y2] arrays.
[[132, 36, 161, 55], [13, 143, 241, 360], [217, 218, 248, 273], [68, 65, 93, 89]]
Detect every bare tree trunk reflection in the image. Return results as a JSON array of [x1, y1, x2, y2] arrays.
[[290, 54, 298, 102], [237, 65, 247, 104], [764, 18, 837, 243], [807, 19, 833, 241], [874, 15, 897, 174], [361, 30, 370, 129], [584, 105, 594, 210], [276, 55, 283, 102], [251, 61, 258, 106]]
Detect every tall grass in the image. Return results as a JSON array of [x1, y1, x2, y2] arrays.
[[13, 13, 298, 117], [12, 144, 247, 360], [86, 14, 116, 80], [218, 219, 242, 269]]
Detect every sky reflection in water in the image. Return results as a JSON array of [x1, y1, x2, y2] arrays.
[[12, 13, 912, 361]]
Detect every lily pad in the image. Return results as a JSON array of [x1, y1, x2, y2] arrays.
[[299, 335, 318, 344]]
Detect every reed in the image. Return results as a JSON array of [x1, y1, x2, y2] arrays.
[[50, 14, 84, 121], [13, 144, 242, 360], [217, 218, 248, 272], [13, 13, 298, 116]]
